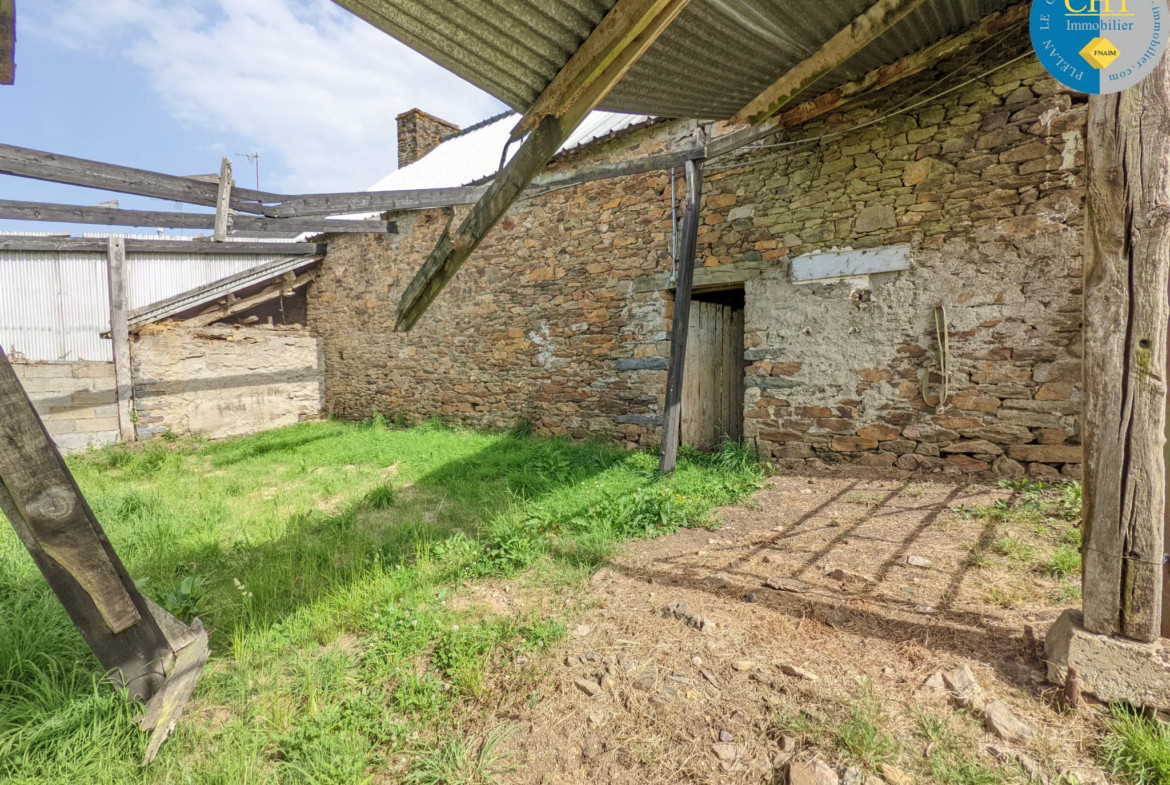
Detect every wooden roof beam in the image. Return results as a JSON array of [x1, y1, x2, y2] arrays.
[[0, 198, 396, 234], [0, 235, 326, 254], [1, 0, 13, 86], [394, 0, 692, 331], [731, 0, 930, 126]]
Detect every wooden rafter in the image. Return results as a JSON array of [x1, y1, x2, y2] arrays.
[[0, 198, 396, 234], [0, 0, 13, 86], [511, 0, 689, 139], [183, 269, 318, 328], [394, 0, 692, 332], [731, 0, 930, 126]]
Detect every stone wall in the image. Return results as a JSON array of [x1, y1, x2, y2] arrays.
[[12, 361, 120, 454], [311, 33, 1086, 478], [131, 325, 325, 441]]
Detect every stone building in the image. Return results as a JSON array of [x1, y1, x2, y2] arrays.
[[309, 28, 1085, 480]]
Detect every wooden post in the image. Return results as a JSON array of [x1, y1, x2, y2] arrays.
[[0, 346, 172, 699], [0, 0, 14, 86], [106, 237, 135, 443], [1081, 58, 1170, 643], [659, 158, 704, 474], [213, 157, 232, 242]]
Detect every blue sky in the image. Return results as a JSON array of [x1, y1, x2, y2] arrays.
[[0, 0, 506, 235]]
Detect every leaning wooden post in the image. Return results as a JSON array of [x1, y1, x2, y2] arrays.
[[659, 158, 704, 474], [1081, 57, 1170, 643], [0, 346, 172, 698], [106, 237, 135, 442]]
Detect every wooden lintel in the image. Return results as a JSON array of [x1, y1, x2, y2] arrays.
[[659, 159, 703, 474], [183, 270, 317, 327], [394, 0, 689, 331], [732, 0, 930, 126], [511, 0, 692, 139], [1082, 57, 1170, 643], [0, 198, 395, 233], [0, 236, 327, 254], [0, 0, 14, 86]]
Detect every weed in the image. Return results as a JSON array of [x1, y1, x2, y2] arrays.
[[406, 725, 514, 785], [163, 574, 210, 621], [1046, 543, 1082, 580], [507, 418, 534, 439], [837, 691, 899, 768], [362, 483, 397, 510], [1100, 704, 1170, 785]]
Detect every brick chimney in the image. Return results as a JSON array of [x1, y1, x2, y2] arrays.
[[396, 109, 460, 168]]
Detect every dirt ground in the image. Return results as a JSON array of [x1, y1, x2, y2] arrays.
[[465, 467, 1108, 785]]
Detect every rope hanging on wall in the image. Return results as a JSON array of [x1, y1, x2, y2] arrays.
[[921, 302, 951, 413]]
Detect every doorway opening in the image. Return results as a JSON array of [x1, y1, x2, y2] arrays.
[[680, 286, 745, 451]]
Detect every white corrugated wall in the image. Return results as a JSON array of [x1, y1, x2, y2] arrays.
[[0, 237, 291, 361]]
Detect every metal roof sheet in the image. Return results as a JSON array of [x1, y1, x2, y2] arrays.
[[340, 0, 1016, 120], [367, 110, 652, 191]]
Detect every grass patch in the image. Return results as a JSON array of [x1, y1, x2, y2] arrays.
[[837, 690, 899, 769], [0, 420, 763, 783], [1100, 705, 1170, 785]]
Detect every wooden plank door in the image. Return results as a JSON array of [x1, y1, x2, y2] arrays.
[[681, 301, 744, 451]]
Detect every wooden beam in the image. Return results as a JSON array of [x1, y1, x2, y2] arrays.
[[394, 0, 690, 331], [0, 143, 280, 216], [182, 269, 317, 327], [0, 0, 14, 86], [732, 0, 930, 126], [267, 186, 488, 218], [0, 346, 174, 700], [1081, 56, 1170, 643], [0, 235, 326, 254], [0, 198, 395, 233], [511, 0, 691, 139], [213, 158, 232, 242], [106, 238, 136, 443], [659, 158, 703, 474]]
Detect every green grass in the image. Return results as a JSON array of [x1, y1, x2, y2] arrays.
[[837, 690, 899, 769], [1100, 705, 1170, 785], [0, 420, 763, 784], [955, 480, 1084, 603]]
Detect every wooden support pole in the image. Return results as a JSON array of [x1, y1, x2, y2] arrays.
[[0, 346, 173, 699], [1082, 57, 1170, 643], [213, 157, 232, 242], [106, 237, 136, 443], [659, 158, 703, 474], [0, 0, 14, 86], [394, 0, 689, 331]]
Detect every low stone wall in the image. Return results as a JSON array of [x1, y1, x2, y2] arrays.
[[131, 326, 325, 440], [12, 360, 120, 454]]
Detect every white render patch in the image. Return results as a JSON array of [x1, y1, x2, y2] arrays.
[[791, 244, 911, 283]]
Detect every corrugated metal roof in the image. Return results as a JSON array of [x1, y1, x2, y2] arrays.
[[368, 110, 652, 191], [341, 0, 1015, 120]]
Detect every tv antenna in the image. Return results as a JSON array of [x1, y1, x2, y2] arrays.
[[235, 151, 260, 190]]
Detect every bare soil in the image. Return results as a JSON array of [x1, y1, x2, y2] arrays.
[[468, 467, 1106, 785]]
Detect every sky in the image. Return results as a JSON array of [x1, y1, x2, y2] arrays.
[[0, 0, 506, 235]]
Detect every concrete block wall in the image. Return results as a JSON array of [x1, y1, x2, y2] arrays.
[[131, 325, 325, 441], [12, 361, 120, 453]]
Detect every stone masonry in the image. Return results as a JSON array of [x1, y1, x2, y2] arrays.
[[396, 108, 460, 168], [12, 360, 120, 453], [311, 30, 1086, 477]]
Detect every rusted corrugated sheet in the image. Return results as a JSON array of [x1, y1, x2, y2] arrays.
[[338, 0, 1015, 120]]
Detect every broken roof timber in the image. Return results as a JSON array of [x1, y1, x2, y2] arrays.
[[393, 0, 692, 332], [0, 0, 13, 86], [127, 255, 323, 329], [0, 198, 396, 234], [731, 0, 930, 126]]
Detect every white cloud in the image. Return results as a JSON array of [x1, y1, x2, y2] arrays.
[[24, 0, 507, 192]]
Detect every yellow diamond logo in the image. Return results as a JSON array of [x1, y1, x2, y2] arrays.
[[1080, 37, 1120, 69]]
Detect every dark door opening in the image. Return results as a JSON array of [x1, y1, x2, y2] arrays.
[[681, 287, 745, 451]]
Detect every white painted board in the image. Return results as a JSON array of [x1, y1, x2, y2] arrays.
[[791, 244, 911, 283]]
